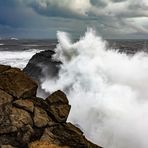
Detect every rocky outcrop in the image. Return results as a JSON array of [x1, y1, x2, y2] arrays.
[[0, 65, 102, 148], [23, 50, 61, 98], [0, 67, 37, 98], [23, 50, 61, 83]]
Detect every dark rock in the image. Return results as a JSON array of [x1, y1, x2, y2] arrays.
[[0, 65, 11, 73], [41, 124, 100, 148], [1, 145, 16, 148], [0, 68, 37, 98], [17, 125, 34, 144], [23, 50, 61, 83]]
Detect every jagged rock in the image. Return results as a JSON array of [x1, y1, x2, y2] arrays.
[[0, 65, 11, 73], [46, 91, 71, 123], [10, 107, 33, 129], [23, 50, 61, 98], [33, 107, 49, 128], [46, 90, 69, 104], [40, 124, 100, 148], [0, 65, 102, 148], [0, 89, 13, 106], [13, 99, 34, 112], [0, 68, 37, 98], [23, 50, 61, 83]]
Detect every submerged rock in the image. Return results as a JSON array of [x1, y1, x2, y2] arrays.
[[0, 65, 102, 148]]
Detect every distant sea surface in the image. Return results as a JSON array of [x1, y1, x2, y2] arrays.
[[0, 39, 148, 69], [0, 39, 57, 68]]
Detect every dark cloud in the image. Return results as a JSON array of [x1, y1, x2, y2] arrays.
[[90, 0, 107, 7], [0, 0, 148, 39]]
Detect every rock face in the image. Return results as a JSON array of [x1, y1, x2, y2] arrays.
[[0, 65, 102, 148], [23, 50, 61, 83], [23, 50, 61, 98], [0, 68, 37, 98]]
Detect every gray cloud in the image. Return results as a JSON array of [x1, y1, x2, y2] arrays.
[[0, 0, 148, 39], [23, 0, 148, 35]]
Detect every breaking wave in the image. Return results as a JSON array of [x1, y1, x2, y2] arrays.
[[0, 49, 42, 69], [41, 29, 148, 148]]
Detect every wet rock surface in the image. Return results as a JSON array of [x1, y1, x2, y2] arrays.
[[0, 65, 102, 148], [23, 50, 61, 98], [23, 50, 61, 83]]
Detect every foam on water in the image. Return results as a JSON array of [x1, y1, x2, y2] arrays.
[[0, 49, 42, 69], [41, 29, 148, 148]]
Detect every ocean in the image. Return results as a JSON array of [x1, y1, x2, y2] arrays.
[[0, 39, 57, 68], [0, 37, 147, 69], [1, 30, 148, 148]]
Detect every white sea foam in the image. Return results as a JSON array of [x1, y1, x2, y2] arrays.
[[0, 49, 42, 69], [41, 29, 148, 148]]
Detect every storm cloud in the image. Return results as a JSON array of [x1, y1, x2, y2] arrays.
[[0, 0, 148, 38]]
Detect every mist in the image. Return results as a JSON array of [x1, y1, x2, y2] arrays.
[[41, 28, 148, 148]]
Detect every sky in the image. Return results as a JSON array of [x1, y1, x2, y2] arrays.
[[0, 0, 148, 39]]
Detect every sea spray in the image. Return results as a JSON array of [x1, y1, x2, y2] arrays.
[[0, 49, 42, 69], [41, 29, 148, 148]]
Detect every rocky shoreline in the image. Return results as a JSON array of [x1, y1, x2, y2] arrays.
[[0, 65, 102, 148]]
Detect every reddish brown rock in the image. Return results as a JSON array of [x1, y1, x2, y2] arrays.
[[13, 99, 34, 112], [0, 65, 102, 148], [1, 145, 16, 148], [0, 89, 13, 106], [46, 91, 71, 123], [0, 68, 37, 98], [10, 107, 33, 129], [0, 65, 11, 73], [46, 90, 69, 104], [33, 107, 49, 128]]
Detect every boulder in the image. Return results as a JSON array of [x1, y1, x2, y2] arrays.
[[23, 50, 61, 98], [0, 68, 37, 98], [0, 65, 102, 148], [17, 125, 34, 144], [23, 50, 61, 83], [10, 107, 33, 129], [46, 91, 71, 123], [33, 107, 49, 128], [0, 89, 13, 106], [0, 65, 11, 73], [13, 99, 34, 112]]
